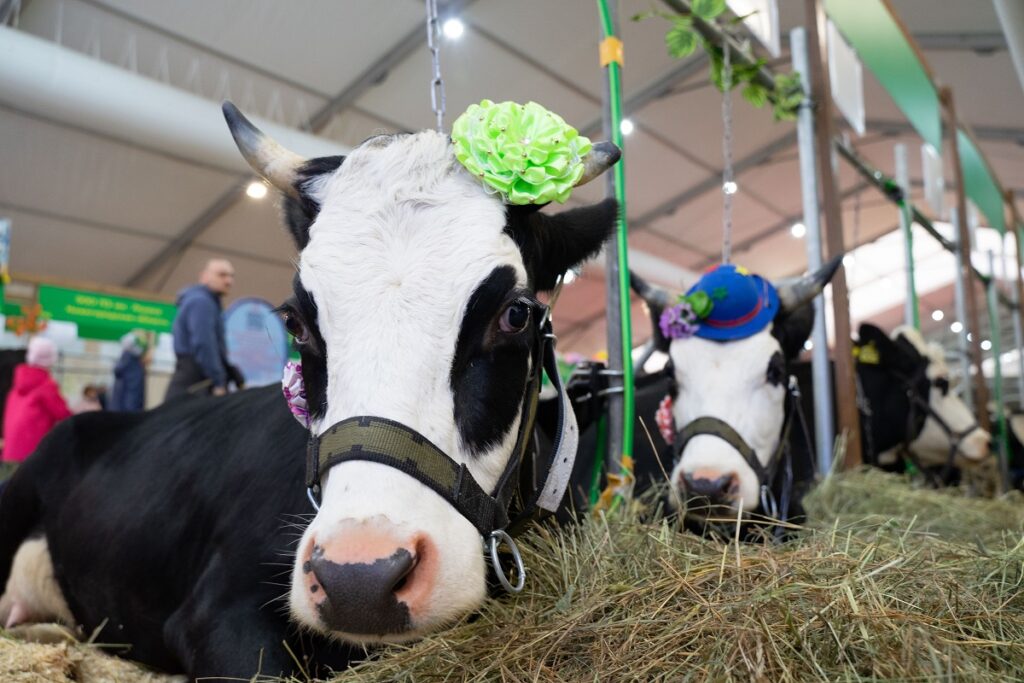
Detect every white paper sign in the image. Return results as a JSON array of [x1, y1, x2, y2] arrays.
[[921, 143, 944, 217], [827, 20, 865, 137], [726, 0, 780, 58]]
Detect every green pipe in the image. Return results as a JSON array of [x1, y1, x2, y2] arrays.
[[597, 0, 635, 503]]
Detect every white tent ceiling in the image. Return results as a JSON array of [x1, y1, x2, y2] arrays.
[[1, 0, 1022, 355]]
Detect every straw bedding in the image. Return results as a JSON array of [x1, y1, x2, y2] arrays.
[[2, 468, 1022, 682]]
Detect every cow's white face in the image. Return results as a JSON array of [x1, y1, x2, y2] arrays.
[[668, 329, 788, 512], [223, 108, 618, 646], [289, 133, 526, 642], [893, 326, 990, 465]]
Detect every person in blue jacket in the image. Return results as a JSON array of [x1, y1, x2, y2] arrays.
[[164, 259, 245, 401], [110, 332, 148, 412]]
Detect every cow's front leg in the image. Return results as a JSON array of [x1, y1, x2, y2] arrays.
[[162, 553, 297, 679]]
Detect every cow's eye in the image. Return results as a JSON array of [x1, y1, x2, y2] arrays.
[[499, 300, 531, 334], [766, 351, 785, 386], [283, 313, 309, 344], [934, 377, 950, 396]]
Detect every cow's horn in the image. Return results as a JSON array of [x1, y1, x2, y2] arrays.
[[631, 271, 674, 351], [575, 141, 621, 187], [223, 101, 305, 199], [775, 254, 844, 312]]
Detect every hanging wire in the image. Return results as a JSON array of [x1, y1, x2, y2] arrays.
[[424, 0, 446, 133], [721, 41, 734, 264]]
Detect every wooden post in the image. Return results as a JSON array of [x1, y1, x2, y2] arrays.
[[804, 0, 862, 468], [942, 87, 992, 432]]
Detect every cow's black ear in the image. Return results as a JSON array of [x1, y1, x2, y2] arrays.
[[857, 323, 918, 372], [281, 155, 345, 250], [512, 198, 618, 291], [771, 301, 815, 359]]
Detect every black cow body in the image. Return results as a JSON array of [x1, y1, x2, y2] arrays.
[[0, 386, 351, 678]]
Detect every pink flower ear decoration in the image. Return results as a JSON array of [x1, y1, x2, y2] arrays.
[[282, 361, 310, 429], [655, 394, 675, 445]]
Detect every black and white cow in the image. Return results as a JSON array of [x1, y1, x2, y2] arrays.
[[576, 261, 842, 525], [0, 104, 620, 678], [821, 323, 990, 477]]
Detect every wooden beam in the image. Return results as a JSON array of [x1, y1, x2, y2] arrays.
[[942, 87, 992, 433], [805, 0, 863, 468]]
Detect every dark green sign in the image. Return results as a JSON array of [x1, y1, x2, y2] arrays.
[[825, 0, 942, 151], [957, 129, 1005, 234], [38, 285, 176, 341]]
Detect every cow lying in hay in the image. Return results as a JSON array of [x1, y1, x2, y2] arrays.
[[0, 101, 620, 679], [582, 261, 844, 531]]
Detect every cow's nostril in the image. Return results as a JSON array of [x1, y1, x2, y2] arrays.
[[308, 543, 417, 635], [683, 472, 738, 502]]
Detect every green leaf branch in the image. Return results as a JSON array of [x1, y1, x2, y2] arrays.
[[634, 2, 804, 121]]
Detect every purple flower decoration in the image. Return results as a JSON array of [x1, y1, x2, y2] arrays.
[[659, 301, 700, 340], [282, 360, 310, 429]]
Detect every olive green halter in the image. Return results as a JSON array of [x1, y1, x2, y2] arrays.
[[304, 316, 579, 579]]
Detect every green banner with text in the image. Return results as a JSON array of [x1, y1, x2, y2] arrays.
[[38, 285, 176, 341]]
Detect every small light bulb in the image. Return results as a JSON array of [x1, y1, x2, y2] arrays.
[[723, 181, 738, 195], [981, 339, 992, 351], [803, 339, 813, 351], [931, 310, 944, 322], [790, 222, 806, 238], [619, 118, 635, 136], [246, 181, 268, 199], [442, 18, 464, 39], [950, 321, 963, 334]]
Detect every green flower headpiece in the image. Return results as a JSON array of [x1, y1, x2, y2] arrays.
[[451, 100, 592, 205]]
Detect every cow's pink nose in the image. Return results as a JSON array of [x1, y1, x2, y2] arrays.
[[680, 467, 739, 505], [302, 525, 437, 636]]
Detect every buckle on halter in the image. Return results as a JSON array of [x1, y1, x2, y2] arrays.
[[487, 529, 526, 593], [759, 484, 779, 520]]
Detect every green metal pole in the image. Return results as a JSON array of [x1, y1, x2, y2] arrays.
[[596, 0, 635, 508]]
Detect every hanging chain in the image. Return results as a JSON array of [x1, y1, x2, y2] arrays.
[[424, 0, 446, 133], [721, 40, 734, 264]]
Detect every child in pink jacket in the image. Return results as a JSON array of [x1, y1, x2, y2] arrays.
[[2, 337, 71, 463]]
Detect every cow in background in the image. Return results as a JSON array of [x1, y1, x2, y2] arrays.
[[792, 324, 990, 482], [0, 104, 620, 679], [577, 260, 842, 527]]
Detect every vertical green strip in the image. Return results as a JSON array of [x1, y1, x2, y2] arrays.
[[596, 0, 635, 478], [899, 198, 920, 329]]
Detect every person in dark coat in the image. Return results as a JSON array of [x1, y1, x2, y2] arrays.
[[164, 259, 245, 401], [110, 332, 147, 412]]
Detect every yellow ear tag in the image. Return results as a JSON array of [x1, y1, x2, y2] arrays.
[[854, 341, 880, 365]]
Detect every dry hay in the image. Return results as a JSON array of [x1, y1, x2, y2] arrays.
[[2, 468, 1023, 682], [0, 624, 177, 682], [331, 468, 1024, 682]]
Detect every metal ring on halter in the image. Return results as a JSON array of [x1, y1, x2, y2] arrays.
[[487, 529, 525, 593], [759, 484, 779, 521], [307, 486, 321, 512]]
